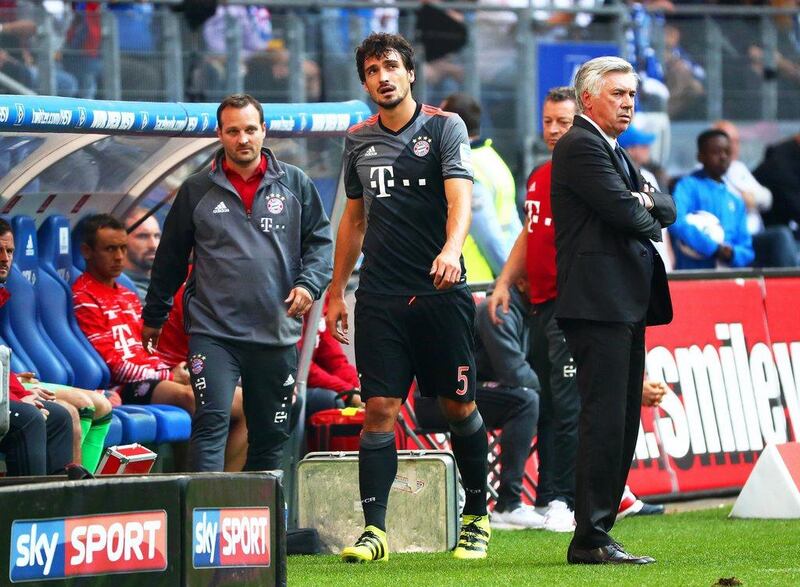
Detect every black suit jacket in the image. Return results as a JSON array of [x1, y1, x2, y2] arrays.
[[551, 115, 675, 326]]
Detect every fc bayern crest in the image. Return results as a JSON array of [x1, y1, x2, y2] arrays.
[[267, 195, 285, 214], [413, 136, 432, 157], [190, 354, 206, 375]]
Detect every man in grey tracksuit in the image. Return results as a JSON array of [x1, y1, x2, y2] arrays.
[[142, 94, 333, 471]]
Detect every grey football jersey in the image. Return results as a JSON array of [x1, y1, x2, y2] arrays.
[[342, 103, 473, 295]]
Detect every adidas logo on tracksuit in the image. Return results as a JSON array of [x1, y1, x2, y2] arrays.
[[212, 201, 230, 214]]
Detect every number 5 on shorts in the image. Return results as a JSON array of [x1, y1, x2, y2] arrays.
[[456, 365, 469, 396]]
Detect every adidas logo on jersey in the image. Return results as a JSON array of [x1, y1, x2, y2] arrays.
[[364, 145, 378, 157], [212, 201, 230, 214]]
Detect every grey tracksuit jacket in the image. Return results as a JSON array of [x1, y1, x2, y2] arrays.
[[142, 147, 333, 346]]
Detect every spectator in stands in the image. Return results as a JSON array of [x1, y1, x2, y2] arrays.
[[618, 124, 667, 190], [624, 1, 671, 113], [473, 281, 541, 529], [669, 129, 755, 270], [123, 208, 161, 303], [754, 132, 800, 239], [662, 23, 705, 119], [141, 94, 332, 473], [0, 218, 80, 476], [73, 213, 248, 471], [618, 124, 675, 271], [35, 0, 79, 96], [0, 0, 37, 88], [713, 120, 798, 268], [109, 2, 160, 101], [62, 2, 102, 99], [202, 5, 270, 97], [245, 40, 322, 104], [440, 93, 521, 283], [318, 1, 398, 101]]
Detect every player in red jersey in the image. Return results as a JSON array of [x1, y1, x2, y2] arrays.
[[73, 214, 247, 470]]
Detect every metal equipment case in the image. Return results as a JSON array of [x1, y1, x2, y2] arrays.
[[297, 450, 458, 553]]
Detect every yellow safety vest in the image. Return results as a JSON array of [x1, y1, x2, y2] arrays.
[[462, 139, 517, 284]]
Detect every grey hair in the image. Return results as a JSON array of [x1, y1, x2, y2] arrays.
[[573, 56, 638, 113]]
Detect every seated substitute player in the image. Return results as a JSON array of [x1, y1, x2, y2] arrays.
[[0, 220, 78, 476], [327, 32, 491, 562], [0, 217, 111, 472], [73, 214, 247, 468], [473, 280, 541, 529], [18, 373, 112, 474]]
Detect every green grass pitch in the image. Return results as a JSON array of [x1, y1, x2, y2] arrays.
[[288, 506, 800, 586]]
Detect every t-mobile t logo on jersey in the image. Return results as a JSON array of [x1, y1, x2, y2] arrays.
[[525, 200, 552, 233], [369, 165, 428, 198], [112, 323, 138, 360]]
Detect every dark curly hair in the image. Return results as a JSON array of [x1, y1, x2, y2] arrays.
[[355, 32, 415, 84]]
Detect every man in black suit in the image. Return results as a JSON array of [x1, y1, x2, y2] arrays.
[[551, 56, 675, 565]]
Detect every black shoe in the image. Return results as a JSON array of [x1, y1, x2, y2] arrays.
[[632, 503, 665, 516], [567, 542, 655, 565], [64, 463, 95, 480]]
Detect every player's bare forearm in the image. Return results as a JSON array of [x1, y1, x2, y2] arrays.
[[488, 229, 528, 324], [441, 177, 472, 256], [495, 229, 528, 288], [430, 178, 472, 289], [329, 198, 366, 296]]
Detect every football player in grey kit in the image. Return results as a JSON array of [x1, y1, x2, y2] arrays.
[[327, 32, 491, 563]]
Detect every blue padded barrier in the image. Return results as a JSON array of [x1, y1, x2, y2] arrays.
[[104, 412, 123, 447], [114, 406, 158, 445], [144, 404, 192, 443]]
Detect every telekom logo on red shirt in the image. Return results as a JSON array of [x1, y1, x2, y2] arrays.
[[111, 323, 137, 360]]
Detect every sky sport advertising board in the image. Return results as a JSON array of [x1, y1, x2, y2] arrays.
[[627, 276, 800, 497], [192, 507, 271, 569], [9, 510, 167, 583]]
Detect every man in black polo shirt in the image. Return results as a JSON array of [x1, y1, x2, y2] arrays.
[[327, 32, 490, 562]]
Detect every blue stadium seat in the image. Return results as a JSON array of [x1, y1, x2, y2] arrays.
[[114, 405, 158, 445], [0, 265, 73, 384], [144, 404, 192, 443], [104, 412, 124, 448], [4, 217, 74, 385], [115, 270, 138, 294], [37, 215, 110, 389], [71, 217, 86, 275], [0, 326, 35, 374]]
